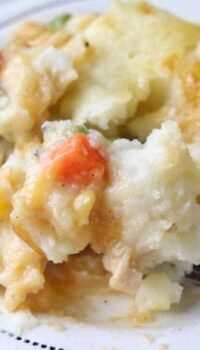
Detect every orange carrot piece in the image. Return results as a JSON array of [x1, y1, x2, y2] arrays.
[[41, 133, 107, 185]]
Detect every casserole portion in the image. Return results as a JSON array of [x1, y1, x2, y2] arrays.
[[0, 1, 200, 322]]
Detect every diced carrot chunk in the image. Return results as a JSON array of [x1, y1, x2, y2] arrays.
[[41, 133, 107, 185]]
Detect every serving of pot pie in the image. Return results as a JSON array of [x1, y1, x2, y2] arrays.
[[1, 0, 200, 323]]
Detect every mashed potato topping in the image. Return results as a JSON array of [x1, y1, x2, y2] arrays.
[[102, 121, 200, 313], [1, 1, 200, 321], [0, 47, 77, 142]]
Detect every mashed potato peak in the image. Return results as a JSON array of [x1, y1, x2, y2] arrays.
[[59, 1, 200, 143]]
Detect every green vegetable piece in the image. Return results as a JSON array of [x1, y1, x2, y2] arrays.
[[48, 14, 71, 32], [74, 125, 89, 135]]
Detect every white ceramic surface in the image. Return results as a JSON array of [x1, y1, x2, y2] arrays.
[[1, 1, 200, 349]]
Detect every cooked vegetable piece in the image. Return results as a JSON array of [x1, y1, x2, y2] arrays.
[[41, 133, 107, 185], [74, 125, 89, 135], [48, 14, 71, 32]]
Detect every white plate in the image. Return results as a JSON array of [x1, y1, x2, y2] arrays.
[[1, 1, 200, 349]]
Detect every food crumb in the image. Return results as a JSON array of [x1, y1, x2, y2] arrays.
[[141, 333, 155, 344], [159, 344, 169, 350], [45, 321, 65, 331]]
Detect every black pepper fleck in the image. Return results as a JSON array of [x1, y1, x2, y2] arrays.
[[84, 41, 90, 48], [33, 149, 40, 158]]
